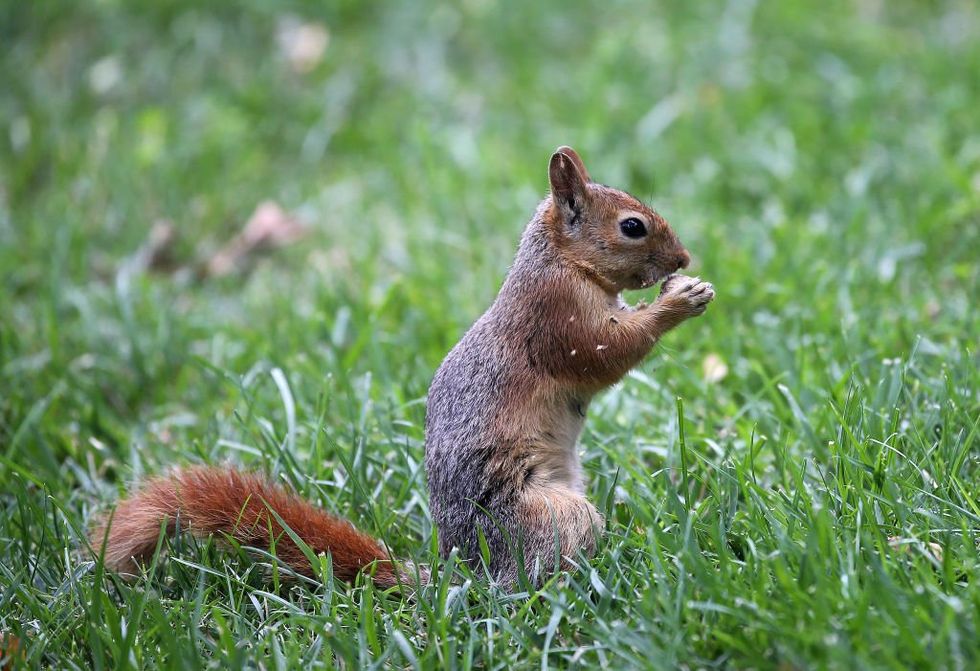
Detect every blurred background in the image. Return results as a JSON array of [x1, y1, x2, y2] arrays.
[[1, 0, 977, 506]]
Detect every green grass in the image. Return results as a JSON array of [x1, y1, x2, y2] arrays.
[[1, 0, 978, 668]]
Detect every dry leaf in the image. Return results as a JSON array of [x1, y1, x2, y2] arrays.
[[204, 201, 306, 278], [887, 536, 943, 562], [702, 353, 728, 383], [277, 16, 329, 73], [124, 219, 178, 275]]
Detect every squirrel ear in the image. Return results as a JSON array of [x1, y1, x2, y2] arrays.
[[549, 148, 588, 216], [554, 146, 591, 182]]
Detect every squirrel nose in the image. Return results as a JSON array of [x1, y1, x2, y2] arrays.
[[675, 250, 691, 270]]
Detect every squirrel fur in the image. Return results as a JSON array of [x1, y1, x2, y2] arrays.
[[91, 146, 714, 587]]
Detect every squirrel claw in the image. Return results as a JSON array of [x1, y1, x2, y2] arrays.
[[658, 274, 715, 316]]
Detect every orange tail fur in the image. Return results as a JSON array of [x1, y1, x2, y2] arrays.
[[90, 466, 403, 587]]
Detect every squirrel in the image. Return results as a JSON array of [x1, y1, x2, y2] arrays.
[[91, 146, 714, 588]]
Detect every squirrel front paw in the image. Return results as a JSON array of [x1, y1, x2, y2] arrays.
[[657, 274, 715, 317]]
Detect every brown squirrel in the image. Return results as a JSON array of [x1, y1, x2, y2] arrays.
[[92, 146, 713, 588]]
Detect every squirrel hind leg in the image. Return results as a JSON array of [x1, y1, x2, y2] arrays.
[[514, 487, 602, 581]]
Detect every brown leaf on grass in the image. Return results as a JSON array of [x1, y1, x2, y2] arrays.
[[702, 353, 728, 383], [887, 536, 944, 562], [276, 16, 330, 73], [127, 219, 178, 274], [203, 201, 307, 278], [122, 203, 306, 281]]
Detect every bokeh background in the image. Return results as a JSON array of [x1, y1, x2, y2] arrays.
[[1, 1, 978, 668]]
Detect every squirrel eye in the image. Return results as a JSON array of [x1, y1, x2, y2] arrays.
[[619, 217, 647, 239]]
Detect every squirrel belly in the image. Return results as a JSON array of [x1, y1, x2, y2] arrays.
[[90, 466, 404, 588]]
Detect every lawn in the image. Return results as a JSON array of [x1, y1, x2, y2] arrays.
[[1, 0, 978, 668]]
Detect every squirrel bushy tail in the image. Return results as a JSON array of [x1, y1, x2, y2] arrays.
[[91, 466, 405, 588]]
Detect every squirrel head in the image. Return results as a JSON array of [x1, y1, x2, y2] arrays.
[[545, 146, 690, 293]]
